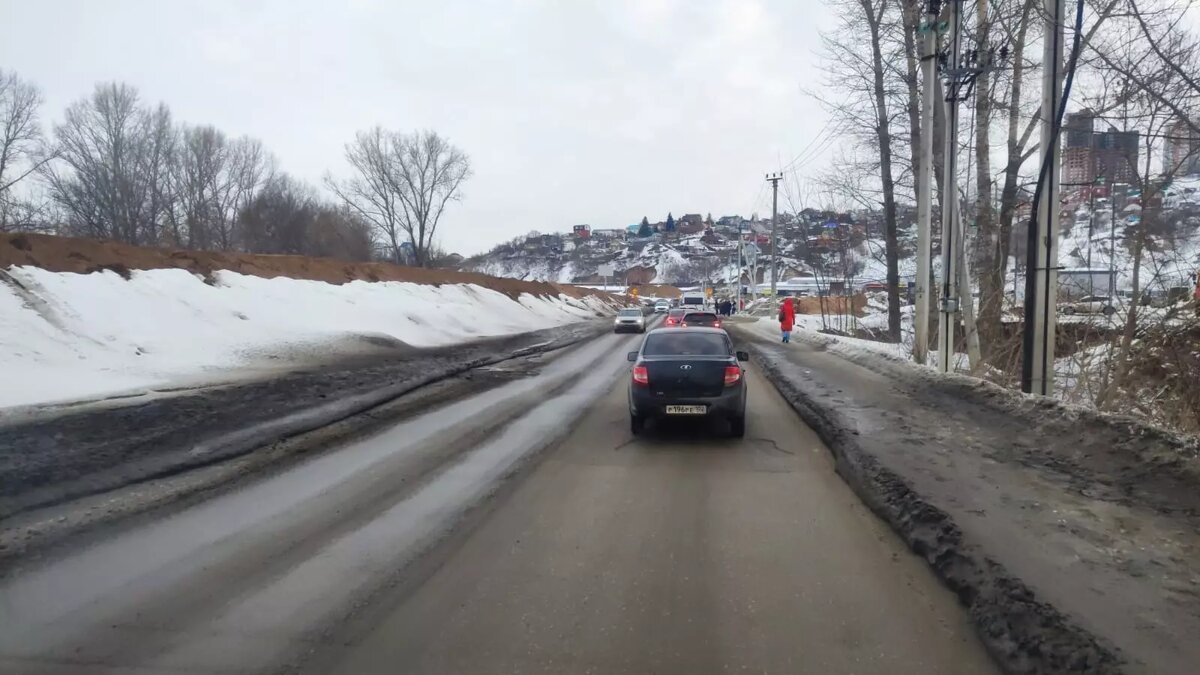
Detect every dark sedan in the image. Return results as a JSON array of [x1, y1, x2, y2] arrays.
[[680, 311, 722, 328], [627, 327, 748, 437]]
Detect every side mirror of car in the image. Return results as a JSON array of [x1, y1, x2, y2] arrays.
[[736, 351, 750, 361], [627, 351, 639, 362]]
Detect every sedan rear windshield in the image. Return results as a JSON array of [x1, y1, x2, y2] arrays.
[[667, 308, 687, 318], [684, 312, 718, 322], [619, 309, 642, 316], [642, 332, 731, 356]]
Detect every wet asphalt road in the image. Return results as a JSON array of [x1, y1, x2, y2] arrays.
[[0, 329, 997, 674]]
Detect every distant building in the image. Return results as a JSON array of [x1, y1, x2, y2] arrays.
[[1062, 110, 1139, 185], [573, 224, 592, 238], [1163, 117, 1200, 175]]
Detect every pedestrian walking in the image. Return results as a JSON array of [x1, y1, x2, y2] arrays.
[[778, 296, 795, 343]]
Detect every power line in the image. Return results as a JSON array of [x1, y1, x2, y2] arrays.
[[780, 119, 837, 173]]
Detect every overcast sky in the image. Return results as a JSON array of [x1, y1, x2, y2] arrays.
[[1, 0, 836, 255]]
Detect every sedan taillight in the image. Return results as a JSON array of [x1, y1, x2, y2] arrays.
[[724, 366, 742, 386], [632, 365, 650, 386]]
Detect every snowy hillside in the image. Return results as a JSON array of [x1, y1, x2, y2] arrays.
[[467, 191, 1200, 294], [0, 267, 613, 408]]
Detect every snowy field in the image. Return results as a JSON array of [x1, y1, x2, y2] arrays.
[[1, 267, 612, 409]]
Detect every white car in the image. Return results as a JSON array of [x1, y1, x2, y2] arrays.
[[1061, 295, 1116, 315], [614, 307, 647, 333], [653, 301, 670, 313]]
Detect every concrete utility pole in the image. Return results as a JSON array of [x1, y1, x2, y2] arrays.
[[936, 0, 963, 374], [1021, 0, 1064, 395], [954, 195, 982, 368], [767, 172, 783, 302], [914, 0, 941, 365]]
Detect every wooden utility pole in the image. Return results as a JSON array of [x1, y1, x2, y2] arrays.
[[914, 0, 942, 365]]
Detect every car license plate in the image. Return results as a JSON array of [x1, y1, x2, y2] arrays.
[[665, 405, 706, 415]]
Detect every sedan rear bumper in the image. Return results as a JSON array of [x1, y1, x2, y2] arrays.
[[629, 386, 745, 419]]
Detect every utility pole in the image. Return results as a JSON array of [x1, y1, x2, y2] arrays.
[[932, 0, 1006, 373], [1021, 0, 1064, 395], [767, 172, 783, 303], [914, 0, 942, 365], [936, 0, 963, 374], [736, 220, 745, 311], [955, 194, 982, 368], [1110, 183, 1121, 298]]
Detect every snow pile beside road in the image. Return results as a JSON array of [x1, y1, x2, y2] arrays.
[[0, 266, 612, 408]]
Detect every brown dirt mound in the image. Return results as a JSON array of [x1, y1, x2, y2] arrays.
[[627, 283, 683, 298], [1, 233, 611, 302], [794, 295, 867, 315]]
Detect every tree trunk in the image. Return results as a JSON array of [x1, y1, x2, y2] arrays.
[[901, 0, 922, 203], [863, 0, 902, 341], [974, 0, 1003, 358]]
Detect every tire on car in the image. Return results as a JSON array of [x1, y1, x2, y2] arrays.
[[729, 415, 746, 438]]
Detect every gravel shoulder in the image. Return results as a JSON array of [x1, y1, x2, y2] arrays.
[[731, 323, 1200, 675], [0, 321, 609, 538]]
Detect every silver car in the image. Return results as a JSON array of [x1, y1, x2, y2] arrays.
[[613, 307, 647, 333]]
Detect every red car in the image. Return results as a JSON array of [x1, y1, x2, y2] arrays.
[[664, 308, 688, 327]]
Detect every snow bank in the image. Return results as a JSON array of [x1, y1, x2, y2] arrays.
[[1, 267, 611, 409]]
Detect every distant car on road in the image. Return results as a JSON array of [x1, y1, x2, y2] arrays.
[[680, 311, 721, 329], [627, 327, 749, 437], [613, 307, 647, 333], [654, 300, 670, 313], [664, 308, 688, 327], [1061, 295, 1116, 315]]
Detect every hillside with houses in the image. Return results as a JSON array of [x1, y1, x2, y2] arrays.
[[466, 174, 1200, 302], [464, 210, 915, 292]]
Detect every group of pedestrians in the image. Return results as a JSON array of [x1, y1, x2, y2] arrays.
[[716, 298, 740, 317]]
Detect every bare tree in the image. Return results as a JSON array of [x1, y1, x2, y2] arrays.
[[238, 173, 316, 255], [1075, 0, 1200, 406], [0, 69, 54, 230], [308, 205, 374, 262], [328, 128, 471, 267], [814, 0, 906, 341], [41, 83, 176, 245], [169, 125, 271, 250]]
